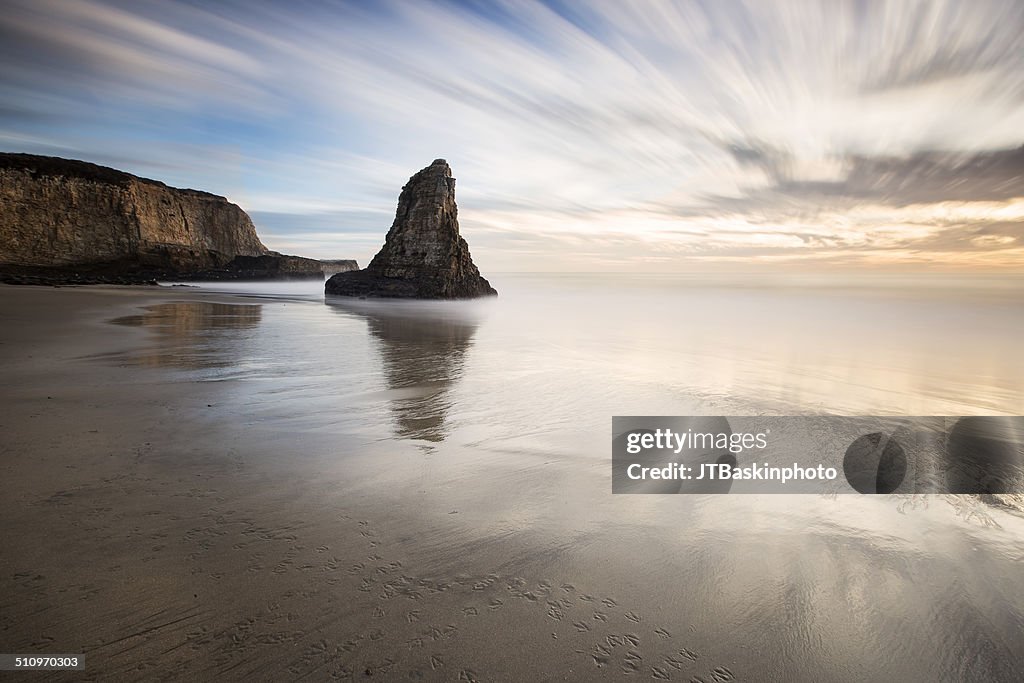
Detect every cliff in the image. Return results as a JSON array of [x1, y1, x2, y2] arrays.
[[321, 259, 359, 276], [0, 153, 324, 282], [325, 159, 496, 299]]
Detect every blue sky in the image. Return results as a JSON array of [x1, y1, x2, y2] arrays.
[[2, 0, 1023, 271]]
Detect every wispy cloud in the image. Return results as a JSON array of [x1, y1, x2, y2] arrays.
[[1, 0, 1022, 270]]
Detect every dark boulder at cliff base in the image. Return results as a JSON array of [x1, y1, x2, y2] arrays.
[[325, 159, 497, 299]]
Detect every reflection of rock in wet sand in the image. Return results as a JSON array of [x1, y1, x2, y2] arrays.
[[327, 300, 480, 444], [110, 302, 262, 369]]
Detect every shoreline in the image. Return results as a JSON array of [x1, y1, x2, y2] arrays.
[[2, 284, 1023, 681]]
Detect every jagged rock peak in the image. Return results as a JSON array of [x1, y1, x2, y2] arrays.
[[325, 159, 497, 299]]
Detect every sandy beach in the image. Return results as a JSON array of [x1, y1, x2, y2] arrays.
[[1, 284, 739, 682], [2, 282, 1023, 682], [4, 1, 1024, 679]]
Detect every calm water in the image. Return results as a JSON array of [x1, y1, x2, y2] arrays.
[[118, 273, 1024, 681], [155, 272, 1024, 417]]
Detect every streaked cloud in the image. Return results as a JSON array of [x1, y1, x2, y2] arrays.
[[0, 0, 1022, 271]]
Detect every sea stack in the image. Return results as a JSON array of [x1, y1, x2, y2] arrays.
[[325, 159, 497, 299]]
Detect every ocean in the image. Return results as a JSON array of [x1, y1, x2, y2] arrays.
[[97, 272, 1024, 680]]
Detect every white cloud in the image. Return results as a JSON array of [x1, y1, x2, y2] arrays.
[[2, 0, 1022, 270]]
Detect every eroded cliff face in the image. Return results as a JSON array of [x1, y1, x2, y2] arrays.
[[325, 159, 496, 298], [0, 153, 267, 273], [321, 259, 359, 276]]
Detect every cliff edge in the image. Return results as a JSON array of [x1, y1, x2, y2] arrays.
[[0, 153, 324, 282]]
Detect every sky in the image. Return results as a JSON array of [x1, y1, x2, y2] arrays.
[[1, 0, 1023, 272]]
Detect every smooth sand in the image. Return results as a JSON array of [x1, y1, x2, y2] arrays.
[[0, 285, 745, 682], [3, 284, 1021, 682]]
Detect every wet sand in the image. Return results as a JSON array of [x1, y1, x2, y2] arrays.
[[2, 284, 1022, 682], [0, 285, 740, 682]]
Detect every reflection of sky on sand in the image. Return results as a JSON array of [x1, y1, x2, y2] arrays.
[[490, 273, 1024, 417], [85, 275, 1024, 680], [95, 275, 1024, 449]]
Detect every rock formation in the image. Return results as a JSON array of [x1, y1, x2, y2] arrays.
[[0, 153, 326, 282], [321, 259, 359, 276], [325, 159, 496, 299], [184, 253, 329, 281]]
